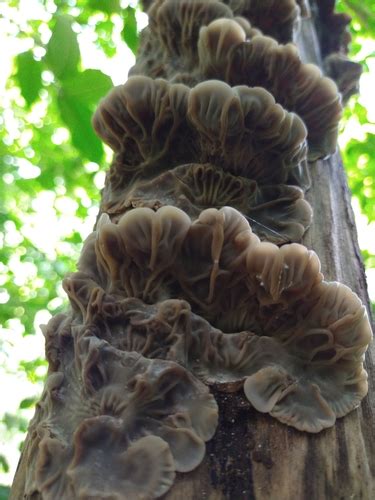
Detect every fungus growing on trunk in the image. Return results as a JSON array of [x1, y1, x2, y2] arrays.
[[116, 163, 312, 243], [314, 0, 352, 57], [25, 314, 218, 498], [93, 77, 311, 243], [312, 0, 362, 107], [324, 53, 363, 104], [197, 18, 342, 159], [223, 0, 302, 43], [59, 206, 371, 438], [93, 77, 307, 185], [12, 0, 373, 498], [132, 6, 342, 159]]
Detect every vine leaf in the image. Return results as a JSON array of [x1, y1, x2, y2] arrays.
[[122, 6, 138, 55], [15, 51, 43, 107], [89, 0, 121, 14], [61, 69, 113, 106], [45, 15, 80, 79], [0, 484, 10, 500], [58, 91, 104, 162]]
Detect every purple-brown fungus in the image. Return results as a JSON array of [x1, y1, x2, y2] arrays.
[[93, 77, 311, 244], [24, 314, 218, 498], [60, 206, 372, 434], [132, 9, 342, 160]]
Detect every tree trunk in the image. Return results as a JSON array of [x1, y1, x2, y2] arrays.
[[11, 1, 374, 499]]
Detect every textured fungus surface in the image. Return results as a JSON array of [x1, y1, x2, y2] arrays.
[[314, 0, 352, 57], [133, 23, 341, 160], [24, 312, 218, 498], [58, 206, 372, 436], [223, 0, 302, 43], [93, 76, 312, 243], [13, 0, 373, 498], [145, 0, 302, 46], [324, 53, 362, 104], [132, 11, 342, 160], [93, 77, 308, 185], [312, 0, 362, 106], [197, 18, 342, 160], [113, 163, 313, 243]]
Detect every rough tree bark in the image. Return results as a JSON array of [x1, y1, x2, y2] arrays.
[[11, 0, 374, 499]]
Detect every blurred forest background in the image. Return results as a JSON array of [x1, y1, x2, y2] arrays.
[[0, 0, 374, 495]]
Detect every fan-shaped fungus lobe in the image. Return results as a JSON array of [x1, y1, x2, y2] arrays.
[[93, 77, 312, 243], [60, 207, 372, 435]]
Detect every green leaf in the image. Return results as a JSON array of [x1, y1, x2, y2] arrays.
[[65, 231, 83, 244], [15, 51, 43, 107], [61, 69, 113, 106], [2, 413, 28, 433], [0, 455, 9, 473], [361, 250, 375, 268], [57, 92, 104, 162], [19, 396, 38, 409], [0, 485, 10, 500], [45, 15, 80, 79], [343, 0, 375, 35], [122, 6, 138, 55], [95, 20, 117, 57], [89, 0, 121, 14]]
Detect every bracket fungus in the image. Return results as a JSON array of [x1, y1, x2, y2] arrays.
[[93, 77, 308, 185], [223, 0, 302, 43], [145, 0, 302, 53], [310, 0, 363, 108], [14, 0, 373, 498], [148, 0, 234, 65], [93, 77, 312, 243], [56, 207, 371, 437], [197, 18, 342, 160], [132, 6, 342, 160], [112, 163, 313, 244], [25, 313, 218, 498], [314, 0, 352, 57], [57, 206, 372, 437], [324, 53, 363, 104]]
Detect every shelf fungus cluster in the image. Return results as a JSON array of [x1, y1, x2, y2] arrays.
[[132, 1, 342, 159], [313, 0, 363, 103], [22, 0, 372, 498], [26, 206, 371, 497], [29, 317, 218, 498], [93, 76, 311, 243], [76, 208, 371, 400]]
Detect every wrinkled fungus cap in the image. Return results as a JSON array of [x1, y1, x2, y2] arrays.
[[30, 318, 218, 498], [198, 18, 342, 160], [93, 76, 307, 186], [224, 0, 301, 43], [132, 3, 342, 161], [62, 206, 372, 434], [113, 162, 312, 244]]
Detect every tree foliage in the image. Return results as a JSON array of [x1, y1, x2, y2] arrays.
[[0, 0, 141, 489], [0, 0, 373, 491], [337, 0, 375, 266]]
